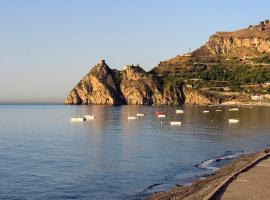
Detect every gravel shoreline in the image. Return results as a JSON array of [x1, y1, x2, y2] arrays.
[[148, 147, 270, 200]]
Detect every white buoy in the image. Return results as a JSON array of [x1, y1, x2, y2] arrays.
[[157, 114, 166, 118], [70, 117, 85, 122], [228, 119, 239, 124], [229, 108, 239, 111], [84, 115, 96, 120], [136, 113, 145, 117], [215, 109, 222, 112], [128, 115, 137, 120], [176, 109, 184, 114], [170, 121, 182, 126], [203, 110, 210, 113]]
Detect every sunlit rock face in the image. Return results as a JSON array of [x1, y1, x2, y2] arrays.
[[65, 61, 209, 105], [200, 20, 270, 56], [64, 60, 125, 105]]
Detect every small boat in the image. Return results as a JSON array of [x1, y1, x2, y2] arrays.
[[84, 115, 96, 120], [157, 114, 166, 118], [136, 113, 145, 117], [155, 111, 166, 116], [170, 121, 182, 126], [128, 115, 137, 120], [70, 117, 85, 122], [203, 110, 210, 113], [228, 119, 239, 124], [229, 108, 239, 111], [176, 109, 184, 114], [215, 109, 222, 112], [155, 111, 167, 118]]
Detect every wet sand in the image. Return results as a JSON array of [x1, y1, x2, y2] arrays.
[[148, 148, 270, 200]]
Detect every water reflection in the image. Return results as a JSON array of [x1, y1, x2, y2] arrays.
[[0, 105, 270, 200]]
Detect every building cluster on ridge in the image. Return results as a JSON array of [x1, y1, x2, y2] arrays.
[[249, 19, 270, 31]]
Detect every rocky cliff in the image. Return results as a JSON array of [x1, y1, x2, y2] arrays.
[[64, 60, 125, 105], [193, 19, 270, 57], [150, 20, 270, 82], [65, 60, 209, 105], [120, 65, 164, 105], [184, 89, 211, 105]]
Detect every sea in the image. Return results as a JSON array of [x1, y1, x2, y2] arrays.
[[0, 105, 270, 199]]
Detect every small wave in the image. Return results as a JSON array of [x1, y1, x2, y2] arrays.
[[146, 183, 163, 190], [196, 151, 245, 171]]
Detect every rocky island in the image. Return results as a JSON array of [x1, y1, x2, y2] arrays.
[[65, 20, 270, 105]]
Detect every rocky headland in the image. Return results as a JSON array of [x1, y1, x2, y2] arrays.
[[64, 60, 208, 105], [65, 20, 270, 105]]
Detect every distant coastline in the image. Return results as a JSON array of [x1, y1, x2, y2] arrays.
[[1, 102, 270, 106]]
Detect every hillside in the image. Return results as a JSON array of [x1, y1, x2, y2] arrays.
[[150, 20, 270, 104]]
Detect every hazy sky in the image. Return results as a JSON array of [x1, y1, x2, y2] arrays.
[[1, 0, 269, 103]]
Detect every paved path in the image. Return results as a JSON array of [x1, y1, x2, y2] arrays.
[[219, 157, 270, 200]]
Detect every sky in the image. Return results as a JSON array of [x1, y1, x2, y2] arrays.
[[0, 0, 269, 103]]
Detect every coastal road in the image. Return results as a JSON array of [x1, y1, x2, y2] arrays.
[[218, 157, 270, 200]]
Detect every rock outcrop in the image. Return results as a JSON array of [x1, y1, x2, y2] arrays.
[[162, 84, 185, 105], [193, 19, 270, 57], [120, 65, 164, 105], [184, 89, 211, 105], [150, 20, 270, 79], [65, 60, 208, 105], [64, 60, 125, 105]]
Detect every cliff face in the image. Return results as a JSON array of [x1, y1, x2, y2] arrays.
[[65, 61, 209, 105], [151, 20, 270, 77], [120, 66, 164, 105], [64, 60, 125, 105], [205, 34, 270, 56], [194, 20, 270, 57], [184, 89, 211, 105]]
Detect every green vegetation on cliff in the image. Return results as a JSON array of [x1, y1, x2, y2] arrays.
[[151, 55, 270, 94]]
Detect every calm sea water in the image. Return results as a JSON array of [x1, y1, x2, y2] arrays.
[[0, 105, 270, 199]]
